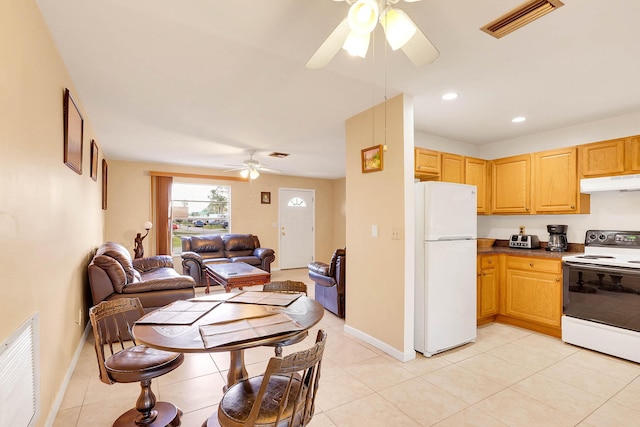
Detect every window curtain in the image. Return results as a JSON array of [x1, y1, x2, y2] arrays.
[[151, 175, 172, 255]]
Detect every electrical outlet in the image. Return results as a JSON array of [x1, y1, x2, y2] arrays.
[[391, 227, 402, 240], [519, 226, 526, 235]]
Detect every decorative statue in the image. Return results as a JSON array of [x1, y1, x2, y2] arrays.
[[134, 232, 146, 259], [133, 221, 153, 259]]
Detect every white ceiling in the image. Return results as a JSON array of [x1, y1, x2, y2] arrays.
[[36, 0, 640, 179]]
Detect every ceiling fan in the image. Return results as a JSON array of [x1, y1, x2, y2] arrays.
[[306, 0, 439, 69], [224, 150, 282, 180]]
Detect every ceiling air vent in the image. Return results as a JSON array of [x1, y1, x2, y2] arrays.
[[480, 0, 564, 39], [268, 152, 290, 158]]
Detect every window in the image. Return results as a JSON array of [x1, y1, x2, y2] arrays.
[[287, 197, 307, 207], [171, 182, 230, 255]]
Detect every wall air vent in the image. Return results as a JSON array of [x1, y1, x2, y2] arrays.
[[480, 0, 564, 39]]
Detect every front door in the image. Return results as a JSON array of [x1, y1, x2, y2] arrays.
[[278, 188, 314, 269]]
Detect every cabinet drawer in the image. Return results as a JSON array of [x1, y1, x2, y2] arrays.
[[480, 255, 497, 269], [506, 257, 560, 274]]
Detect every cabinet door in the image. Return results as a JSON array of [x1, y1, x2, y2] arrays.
[[465, 157, 490, 214], [579, 138, 625, 177], [533, 147, 580, 213], [414, 148, 441, 178], [477, 255, 498, 320], [504, 258, 562, 327], [491, 154, 531, 214], [626, 137, 640, 172], [441, 153, 465, 183]]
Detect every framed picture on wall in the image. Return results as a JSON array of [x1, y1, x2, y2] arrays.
[[63, 88, 83, 174], [361, 144, 383, 173], [101, 159, 108, 210], [90, 140, 99, 181], [261, 192, 271, 204]]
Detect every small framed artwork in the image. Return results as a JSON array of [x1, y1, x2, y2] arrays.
[[63, 88, 83, 174], [261, 192, 271, 204], [90, 140, 99, 181], [361, 144, 383, 173], [101, 159, 108, 210]]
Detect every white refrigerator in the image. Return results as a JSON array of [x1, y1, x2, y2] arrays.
[[415, 181, 477, 356]]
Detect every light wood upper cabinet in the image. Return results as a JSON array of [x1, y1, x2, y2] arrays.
[[440, 153, 465, 184], [533, 147, 589, 214], [491, 154, 531, 214], [626, 136, 640, 172], [502, 256, 562, 331], [579, 138, 626, 177], [465, 157, 490, 214], [414, 148, 440, 179]]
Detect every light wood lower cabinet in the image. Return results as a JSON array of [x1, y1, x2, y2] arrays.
[[499, 256, 562, 337], [477, 255, 499, 325]]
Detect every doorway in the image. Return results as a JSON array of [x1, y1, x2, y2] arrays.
[[278, 188, 315, 269]]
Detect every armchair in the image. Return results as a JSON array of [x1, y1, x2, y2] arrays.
[[308, 248, 346, 318]]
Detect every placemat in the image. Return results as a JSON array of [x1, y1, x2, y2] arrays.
[[136, 300, 221, 325], [226, 291, 302, 306], [199, 313, 303, 348]]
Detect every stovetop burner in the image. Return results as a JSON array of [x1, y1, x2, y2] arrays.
[[577, 255, 615, 259]]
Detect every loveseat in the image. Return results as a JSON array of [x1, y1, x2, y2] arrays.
[[308, 248, 346, 318], [88, 242, 195, 312], [180, 234, 275, 287]]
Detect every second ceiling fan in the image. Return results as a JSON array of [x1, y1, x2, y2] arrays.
[[306, 0, 439, 69]]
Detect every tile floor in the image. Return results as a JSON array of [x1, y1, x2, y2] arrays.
[[54, 268, 640, 427]]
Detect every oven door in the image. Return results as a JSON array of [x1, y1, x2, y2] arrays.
[[563, 261, 640, 332]]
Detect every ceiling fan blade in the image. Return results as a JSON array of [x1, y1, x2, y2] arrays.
[[257, 166, 282, 174], [305, 18, 351, 69], [399, 15, 439, 67]]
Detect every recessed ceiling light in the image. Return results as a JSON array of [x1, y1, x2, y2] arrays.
[[441, 92, 458, 101], [512, 116, 526, 123]]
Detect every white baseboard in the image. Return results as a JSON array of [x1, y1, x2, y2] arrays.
[[44, 323, 91, 427], [343, 324, 416, 362]]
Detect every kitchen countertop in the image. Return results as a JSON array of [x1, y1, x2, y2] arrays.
[[477, 239, 584, 259]]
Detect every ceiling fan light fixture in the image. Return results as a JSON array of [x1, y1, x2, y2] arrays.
[[380, 8, 416, 50], [239, 169, 250, 178], [342, 31, 370, 57], [249, 168, 260, 180], [347, 0, 379, 34]]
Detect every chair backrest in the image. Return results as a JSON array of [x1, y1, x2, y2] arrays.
[[263, 280, 308, 295], [246, 329, 327, 426], [89, 298, 145, 385]]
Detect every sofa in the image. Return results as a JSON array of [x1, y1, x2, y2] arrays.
[[180, 234, 275, 287], [88, 242, 195, 312], [308, 248, 346, 318]]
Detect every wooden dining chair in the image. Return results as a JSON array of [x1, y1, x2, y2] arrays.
[[216, 329, 327, 427], [262, 280, 309, 356], [263, 280, 308, 295], [89, 298, 184, 427]]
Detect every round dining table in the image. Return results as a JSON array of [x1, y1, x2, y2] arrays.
[[132, 295, 324, 390]]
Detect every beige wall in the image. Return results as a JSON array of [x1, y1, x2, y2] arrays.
[[1, 1, 105, 425], [345, 94, 413, 359], [105, 160, 344, 267]]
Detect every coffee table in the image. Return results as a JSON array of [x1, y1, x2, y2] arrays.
[[204, 262, 270, 293]]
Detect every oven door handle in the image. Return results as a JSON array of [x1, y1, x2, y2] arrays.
[[563, 261, 640, 276]]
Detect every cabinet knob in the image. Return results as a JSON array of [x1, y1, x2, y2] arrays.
[[571, 205, 575, 209], [556, 277, 560, 282], [529, 262, 534, 267], [488, 259, 493, 264]]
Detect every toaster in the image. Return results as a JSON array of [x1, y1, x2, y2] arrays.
[[509, 234, 540, 249]]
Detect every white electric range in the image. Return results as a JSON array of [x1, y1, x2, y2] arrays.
[[562, 230, 640, 363]]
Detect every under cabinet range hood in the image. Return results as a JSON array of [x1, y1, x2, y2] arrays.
[[580, 174, 640, 193]]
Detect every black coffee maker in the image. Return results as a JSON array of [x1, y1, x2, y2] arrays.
[[547, 224, 568, 252]]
